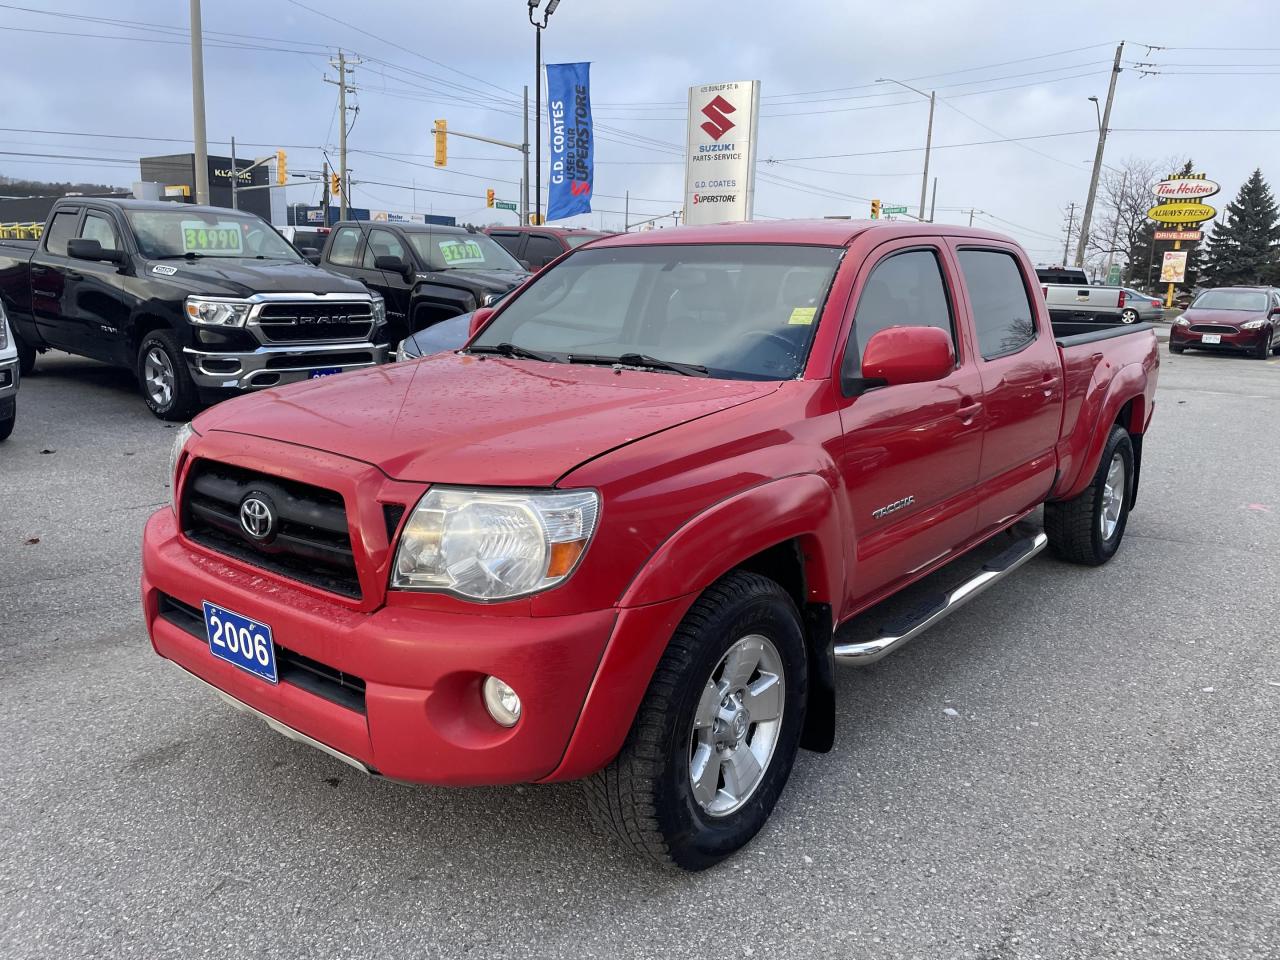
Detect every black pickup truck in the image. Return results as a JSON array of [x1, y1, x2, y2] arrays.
[[0, 198, 387, 420], [318, 220, 528, 347]]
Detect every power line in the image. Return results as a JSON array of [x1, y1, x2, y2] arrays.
[[772, 130, 1095, 162]]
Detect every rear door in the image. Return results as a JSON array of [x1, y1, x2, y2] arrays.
[[29, 206, 81, 348], [832, 240, 985, 607], [952, 242, 1064, 532]]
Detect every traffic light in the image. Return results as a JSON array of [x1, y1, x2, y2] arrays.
[[486, 188, 496, 208], [870, 198, 881, 220], [330, 172, 341, 197], [433, 119, 447, 167], [275, 149, 287, 186]]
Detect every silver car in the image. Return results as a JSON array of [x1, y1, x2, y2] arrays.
[[1121, 288, 1165, 324], [0, 304, 19, 441]]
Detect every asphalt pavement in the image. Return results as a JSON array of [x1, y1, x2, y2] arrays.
[[2, 346, 1277, 959]]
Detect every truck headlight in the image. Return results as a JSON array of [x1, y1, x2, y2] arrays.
[[168, 422, 196, 513], [0, 317, 9, 352], [1241, 317, 1267, 329], [371, 295, 386, 326], [392, 487, 599, 600], [395, 338, 420, 362], [185, 297, 251, 327]]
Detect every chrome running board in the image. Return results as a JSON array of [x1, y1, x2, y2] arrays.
[[834, 529, 1049, 666]]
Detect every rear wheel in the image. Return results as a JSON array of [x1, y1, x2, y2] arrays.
[[1120, 308, 1139, 324], [136, 330, 197, 421], [1044, 425, 1134, 566], [585, 570, 807, 871]]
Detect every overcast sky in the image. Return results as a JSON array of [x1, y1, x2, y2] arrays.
[[3, 0, 1277, 263]]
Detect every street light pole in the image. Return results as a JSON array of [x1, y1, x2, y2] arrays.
[[528, 0, 562, 226], [877, 78, 935, 222], [1076, 41, 1124, 267], [188, 0, 209, 205]]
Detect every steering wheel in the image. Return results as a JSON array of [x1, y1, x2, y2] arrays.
[[732, 329, 800, 354]]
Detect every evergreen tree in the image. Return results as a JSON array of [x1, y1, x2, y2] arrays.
[[1201, 168, 1280, 286]]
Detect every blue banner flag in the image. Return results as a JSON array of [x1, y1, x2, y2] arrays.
[[546, 61, 594, 221]]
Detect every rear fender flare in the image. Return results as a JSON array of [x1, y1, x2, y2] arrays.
[[1053, 362, 1147, 501]]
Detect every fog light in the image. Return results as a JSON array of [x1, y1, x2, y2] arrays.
[[482, 675, 522, 727]]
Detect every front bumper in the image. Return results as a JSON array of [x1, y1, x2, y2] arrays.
[[182, 341, 389, 391], [1169, 326, 1262, 350], [0, 356, 19, 399], [142, 508, 636, 785]]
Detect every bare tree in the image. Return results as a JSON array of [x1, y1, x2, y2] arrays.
[[1087, 155, 1188, 277]]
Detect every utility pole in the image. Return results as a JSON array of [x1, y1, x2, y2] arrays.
[[188, 0, 209, 205], [919, 92, 935, 222], [321, 160, 330, 226], [624, 190, 630, 233], [230, 136, 238, 210], [522, 85, 531, 225], [1076, 41, 1124, 267], [1063, 202, 1077, 265], [326, 51, 360, 221], [928, 177, 938, 223]]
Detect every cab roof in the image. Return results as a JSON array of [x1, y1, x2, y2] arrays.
[[588, 218, 1015, 249]]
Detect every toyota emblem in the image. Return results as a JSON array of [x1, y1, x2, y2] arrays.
[[239, 495, 275, 541]]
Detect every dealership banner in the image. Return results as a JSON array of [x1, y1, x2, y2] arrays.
[[546, 62, 594, 222], [684, 80, 761, 226]]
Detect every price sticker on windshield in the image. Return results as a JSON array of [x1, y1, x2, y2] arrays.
[[181, 221, 244, 255], [437, 239, 486, 266], [787, 307, 817, 325]]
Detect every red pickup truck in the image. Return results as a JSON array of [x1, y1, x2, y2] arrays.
[[142, 221, 1159, 870]]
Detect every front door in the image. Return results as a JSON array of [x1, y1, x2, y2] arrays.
[[950, 243, 1063, 531], [29, 206, 82, 349], [832, 241, 985, 611], [64, 210, 130, 363], [360, 228, 415, 341]]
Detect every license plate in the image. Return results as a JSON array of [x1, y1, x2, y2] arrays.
[[1201, 334, 1221, 344], [309, 367, 343, 379], [203, 601, 278, 683]]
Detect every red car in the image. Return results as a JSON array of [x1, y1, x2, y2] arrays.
[[142, 220, 1159, 870], [483, 225, 609, 269], [1170, 286, 1280, 358]]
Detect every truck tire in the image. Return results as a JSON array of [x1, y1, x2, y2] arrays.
[[1044, 425, 1134, 566], [13, 329, 36, 375], [585, 570, 807, 871], [136, 330, 198, 421], [0, 400, 14, 441]]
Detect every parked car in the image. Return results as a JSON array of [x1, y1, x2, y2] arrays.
[[1170, 286, 1280, 358], [1120, 288, 1164, 324], [319, 220, 528, 348], [395, 312, 472, 360], [143, 220, 1159, 870], [1037, 274, 1129, 326], [0, 304, 18, 441], [0, 198, 387, 420], [483, 225, 611, 270]]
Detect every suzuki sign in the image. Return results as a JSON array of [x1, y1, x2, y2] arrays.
[[684, 80, 761, 226]]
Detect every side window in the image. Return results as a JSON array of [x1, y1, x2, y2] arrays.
[[843, 249, 954, 380], [958, 249, 1037, 360], [44, 211, 80, 257], [488, 232, 523, 257], [80, 213, 120, 250], [362, 228, 406, 269], [327, 226, 362, 267], [524, 234, 563, 267]]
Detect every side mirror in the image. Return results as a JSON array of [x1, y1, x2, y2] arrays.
[[374, 255, 413, 280], [468, 307, 494, 338], [304, 251, 322, 266], [67, 238, 125, 264], [859, 326, 955, 389]]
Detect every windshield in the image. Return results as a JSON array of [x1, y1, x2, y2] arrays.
[[470, 243, 842, 381], [126, 208, 301, 260], [406, 231, 523, 272], [1190, 289, 1269, 312]]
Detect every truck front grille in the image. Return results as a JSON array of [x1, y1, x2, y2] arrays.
[[1189, 324, 1237, 334], [256, 301, 375, 343], [181, 460, 361, 599]]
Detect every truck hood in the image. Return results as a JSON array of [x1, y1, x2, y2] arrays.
[[194, 352, 781, 485], [145, 257, 366, 298], [414, 267, 529, 299]]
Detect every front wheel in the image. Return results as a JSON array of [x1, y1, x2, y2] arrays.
[[1169, 341, 1185, 354], [585, 570, 808, 871], [136, 330, 198, 421], [1255, 334, 1271, 360], [13, 329, 36, 375], [1044, 425, 1134, 566], [0, 399, 14, 442]]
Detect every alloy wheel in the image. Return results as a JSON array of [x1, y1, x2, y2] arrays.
[[1100, 452, 1126, 540], [143, 346, 175, 409]]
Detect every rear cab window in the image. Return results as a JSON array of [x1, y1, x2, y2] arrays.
[[958, 249, 1038, 359]]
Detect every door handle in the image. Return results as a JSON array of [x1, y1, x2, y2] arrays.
[[66, 271, 84, 281], [956, 401, 983, 421]]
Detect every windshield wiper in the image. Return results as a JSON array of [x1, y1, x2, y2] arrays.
[[567, 352, 709, 377], [153, 252, 207, 260], [469, 342, 563, 363]]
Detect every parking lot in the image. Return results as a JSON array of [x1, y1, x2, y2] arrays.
[[2, 345, 1277, 959]]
